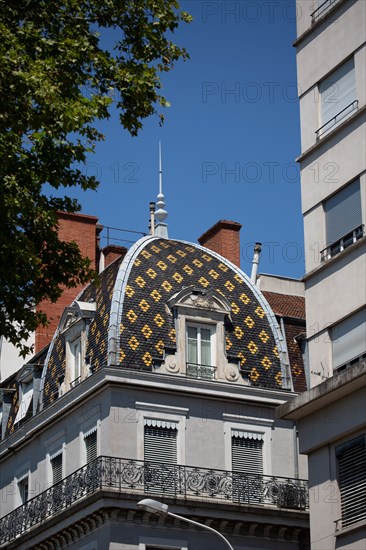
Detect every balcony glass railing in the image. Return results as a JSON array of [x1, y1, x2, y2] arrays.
[[0, 456, 309, 546], [320, 225, 364, 262]]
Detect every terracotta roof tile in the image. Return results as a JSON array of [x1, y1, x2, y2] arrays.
[[263, 291, 305, 319]]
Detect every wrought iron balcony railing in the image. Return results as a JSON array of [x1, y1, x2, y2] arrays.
[[0, 456, 308, 546], [186, 362, 217, 380]]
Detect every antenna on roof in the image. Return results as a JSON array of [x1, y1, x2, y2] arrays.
[[154, 141, 168, 238]]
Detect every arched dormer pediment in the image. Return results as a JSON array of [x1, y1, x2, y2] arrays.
[[167, 286, 232, 320], [59, 301, 96, 333]]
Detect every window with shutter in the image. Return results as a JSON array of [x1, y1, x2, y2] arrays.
[[85, 429, 97, 463], [51, 452, 63, 484], [18, 475, 29, 504], [144, 421, 178, 495], [318, 58, 357, 137], [231, 432, 263, 504], [332, 309, 366, 371], [336, 435, 366, 529], [322, 179, 363, 260]]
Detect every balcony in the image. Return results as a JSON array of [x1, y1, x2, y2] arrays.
[[316, 100, 358, 140], [311, 0, 342, 23], [320, 225, 364, 262], [0, 456, 308, 546], [186, 362, 216, 380]]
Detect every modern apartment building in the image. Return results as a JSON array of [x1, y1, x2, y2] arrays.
[[278, 1, 366, 548]]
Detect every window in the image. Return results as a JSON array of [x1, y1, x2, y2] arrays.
[[144, 420, 178, 495], [231, 431, 264, 504], [318, 58, 357, 138], [84, 428, 97, 463], [336, 435, 366, 529], [332, 309, 366, 371], [51, 451, 63, 484], [186, 324, 215, 379], [14, 379, 33, 425], [70, 338, 81, 386], [18, 475, 29, 504], [322, 179, 363, 260]]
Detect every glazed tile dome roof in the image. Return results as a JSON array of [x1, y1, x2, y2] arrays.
[[39, 235, 285, 410]]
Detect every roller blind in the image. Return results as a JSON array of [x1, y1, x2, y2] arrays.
[[232, 434, 263, 475], [325, 179, 362, 245], [332, 309, 366, 369], [337, 436, 366, 528], [320, 58, 356, 125], [144, 424, 177, 464]]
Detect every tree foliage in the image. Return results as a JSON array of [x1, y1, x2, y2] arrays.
[[0, 0, 191, 355]]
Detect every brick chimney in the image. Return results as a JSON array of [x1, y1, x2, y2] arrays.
[[102, 244, 128, 269], [198, 220, 242, 268], [35, 212, 99, 353]]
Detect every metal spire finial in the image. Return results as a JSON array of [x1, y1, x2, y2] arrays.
[[155, 142, 168, 237]]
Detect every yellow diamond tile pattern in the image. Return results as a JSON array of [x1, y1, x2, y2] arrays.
[[173, 272, 183, 283], [150, 289, 161, 302], [259, 330, 269, 343], [127, 309, 138, 323], [128, 336, 139, 350], [141, 324, 152, 339], [234, 326, 244, 339], [119, 238, 282, 388], [244, 316, 255, 328], [198, 277, 210, 288], [30, 236, 285, 425]]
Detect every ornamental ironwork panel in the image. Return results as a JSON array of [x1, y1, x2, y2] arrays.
[[0, 457, 308, 546]]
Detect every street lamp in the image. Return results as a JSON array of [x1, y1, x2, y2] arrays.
[[137, 498, 234, 550]]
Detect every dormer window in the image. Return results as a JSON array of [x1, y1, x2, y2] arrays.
[[165, 286, 238, 382], [186, 323, 216, 380], [60, 300, 96, 391], [70, 337, 81, 386], [14, 378, 33, 425]]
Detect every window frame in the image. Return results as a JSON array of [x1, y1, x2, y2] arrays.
[[15, 463, 31, 508], [321, 178, 363, 261], [335, 434, 366, 530], [84, 426, 98, 464], [136, 402, 188, 465], [185, 321, 216, 380], [223, 413, 273, 477], [317, 57, 357, 139], [14, 375, 34, 425]]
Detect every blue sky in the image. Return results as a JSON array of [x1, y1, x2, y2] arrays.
[[72, 1, 304, 279]]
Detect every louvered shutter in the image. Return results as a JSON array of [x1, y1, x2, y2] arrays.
[[325, 179, 362, 245], [337, 436, 366, 528], [85, 429, 97, 463], [51, 452, 63, 484], [232, 433, 263, 504], [144, 422, 177, 495]]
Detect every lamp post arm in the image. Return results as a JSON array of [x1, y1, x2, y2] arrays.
[[167, 511, 234, 550]]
